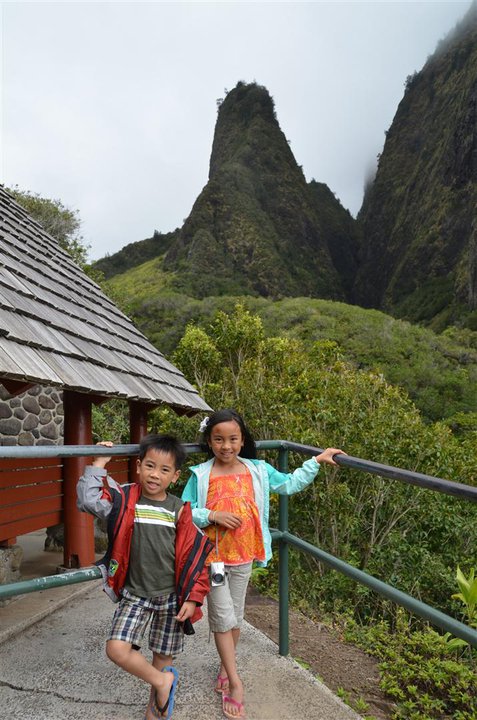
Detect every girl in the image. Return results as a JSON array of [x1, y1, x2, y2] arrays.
[[181, 408, 344, 719]]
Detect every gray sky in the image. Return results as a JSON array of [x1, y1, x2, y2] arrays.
[[0, 1, 471, 260]]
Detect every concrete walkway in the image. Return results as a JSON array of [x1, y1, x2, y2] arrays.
[[0, 531, 361, 720]]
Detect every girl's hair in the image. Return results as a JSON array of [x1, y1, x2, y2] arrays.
[[201, 409, 257, 459]]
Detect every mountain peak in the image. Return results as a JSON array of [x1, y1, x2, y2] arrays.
[[162, 80, 357, 299], [209, 81, 295, 180]]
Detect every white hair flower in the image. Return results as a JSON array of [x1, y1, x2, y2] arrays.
[[199, 416, 210, 433]]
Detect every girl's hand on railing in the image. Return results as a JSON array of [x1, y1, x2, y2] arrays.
[[315, 448, 346, 466], [92, 440, 114, 468]]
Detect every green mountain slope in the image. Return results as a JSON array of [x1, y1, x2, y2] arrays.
[[98, 82, 358, 300], [355, 5, 477, 329], [103, 258, 477, 422], [94, 230, 178, 280]]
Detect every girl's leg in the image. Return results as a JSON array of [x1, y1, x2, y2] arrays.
[[210, 563, 252, 716], [214, 630, 244, 716], [106, 640, 174, 713], [216, 627, 240, 691]]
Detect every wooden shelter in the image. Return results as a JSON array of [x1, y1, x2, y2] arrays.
[[0, 186, 210, 568]]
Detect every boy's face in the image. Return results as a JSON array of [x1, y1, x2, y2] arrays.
[[136, 448, 180, 501]]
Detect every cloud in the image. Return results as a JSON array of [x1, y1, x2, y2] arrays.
[[1, 1, 469, 259]]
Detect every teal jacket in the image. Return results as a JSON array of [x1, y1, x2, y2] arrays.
[[181, 456, 320, 567]]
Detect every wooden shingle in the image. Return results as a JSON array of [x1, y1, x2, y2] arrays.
[[0, 187, 210, 414]]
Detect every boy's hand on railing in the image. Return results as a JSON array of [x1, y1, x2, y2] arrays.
[[92, 440, 114, 468], [315, 447, 345, 466]]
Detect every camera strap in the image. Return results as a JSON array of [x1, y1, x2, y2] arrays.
[[214, 525, 228, 560]]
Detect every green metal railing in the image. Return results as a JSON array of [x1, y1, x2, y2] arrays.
[[1, 441, 476, 655]]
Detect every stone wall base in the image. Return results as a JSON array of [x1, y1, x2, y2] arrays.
[[45, 522, 108, 554], [0, 545, 24, 606]]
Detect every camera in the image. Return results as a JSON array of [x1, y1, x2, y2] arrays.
[[210, 561, 226, 587]]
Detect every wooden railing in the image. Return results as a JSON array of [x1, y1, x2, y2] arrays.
[[0, 454, 130, 546]]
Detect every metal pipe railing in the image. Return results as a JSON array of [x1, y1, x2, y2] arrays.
[[270, 529, 477, 650], [0, 440, 475, 502], [0, 441, 476, 653], [0, 567, 102, 599], [258, 440, 477, 503]]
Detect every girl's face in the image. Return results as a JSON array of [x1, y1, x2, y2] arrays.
[[208, 420, 244, 466]]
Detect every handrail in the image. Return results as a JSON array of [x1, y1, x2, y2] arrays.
[[270, 528, 477, 650], [0, 440, 475, 502], [0, 442, 476, 652]]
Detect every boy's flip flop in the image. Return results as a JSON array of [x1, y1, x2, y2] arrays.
[[151, 666, 179, 720]]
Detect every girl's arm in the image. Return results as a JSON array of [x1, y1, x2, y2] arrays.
[[181, 474, 213, 528], [266, 447, 344, 496]]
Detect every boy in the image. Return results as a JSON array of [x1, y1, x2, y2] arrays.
[[77, 434, 213, 720]]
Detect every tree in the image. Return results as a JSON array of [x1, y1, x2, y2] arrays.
[[8, 186, 105, 284], [8, 186, 88, 265]]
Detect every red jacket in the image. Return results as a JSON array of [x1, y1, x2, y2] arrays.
[[97, 480, 213, 633]]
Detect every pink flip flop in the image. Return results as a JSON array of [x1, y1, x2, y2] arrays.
[[215, 673, 229, 694], [222, 694, 245, 719]]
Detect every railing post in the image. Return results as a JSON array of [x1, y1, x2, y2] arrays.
[[278, 446, 289, 656]]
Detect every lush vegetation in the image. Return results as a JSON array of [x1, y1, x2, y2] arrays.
[[146, 303, 475, 718], [102, 267, 477, 423], [344, 609, 476, 720], [93, 229, 178, 279], [356, 6, 477, 330], [150, 305, 477, 611], [93, 301, 477, 718]]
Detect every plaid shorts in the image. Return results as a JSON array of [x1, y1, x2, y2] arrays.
[[108, 589, 184, 656]]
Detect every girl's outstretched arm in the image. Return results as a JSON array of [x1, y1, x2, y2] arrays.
[[314, 448, 345, 465], [267, 447, 345, 496]]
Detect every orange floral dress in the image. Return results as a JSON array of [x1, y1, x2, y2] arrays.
[[204, 469, 265, 566]]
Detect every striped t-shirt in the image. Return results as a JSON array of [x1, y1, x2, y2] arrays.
[[125, 492, 183, 598]]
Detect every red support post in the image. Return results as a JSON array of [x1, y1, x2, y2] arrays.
[[62, 391, 95, 568], [128, 401, 151, 483]]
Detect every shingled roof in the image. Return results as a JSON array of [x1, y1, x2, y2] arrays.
[[0, 186, 210, 414]]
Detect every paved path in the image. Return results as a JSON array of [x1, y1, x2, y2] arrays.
[[0, 532, 361, 720]]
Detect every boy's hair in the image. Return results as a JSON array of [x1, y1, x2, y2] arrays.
[[138, 433, 186, 469], [200, 408, 257, 459]]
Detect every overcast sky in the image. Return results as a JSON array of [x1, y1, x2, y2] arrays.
[[0, 1, 471, 260]]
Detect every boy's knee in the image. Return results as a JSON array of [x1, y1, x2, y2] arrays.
[[106, 639, 132, 666]]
